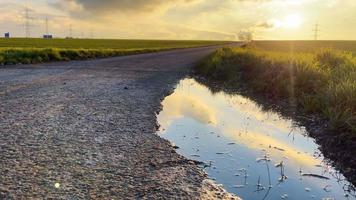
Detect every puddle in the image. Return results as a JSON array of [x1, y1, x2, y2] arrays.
[[157, 78, 355, 200]]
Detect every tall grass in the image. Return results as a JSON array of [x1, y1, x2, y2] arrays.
[[195, 47, 356, 135]]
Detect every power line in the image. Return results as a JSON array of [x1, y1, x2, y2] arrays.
[[45, 16, 49, 35], [90, 29, 94, 39], [69, 24, 73, 38], [25, 6, 30, 38], [312, 23, 320, 40]]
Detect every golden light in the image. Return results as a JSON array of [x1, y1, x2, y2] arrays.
[[283, 14, 302, 28]]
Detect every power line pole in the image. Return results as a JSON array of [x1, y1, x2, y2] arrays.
[[90, 29, 94, 39], [313, 23, 320, 40], [25, 6, 30, 38], [45, 17, 49, 35], [69, 24, 73, 38]]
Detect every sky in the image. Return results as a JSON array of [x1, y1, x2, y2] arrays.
[[0, 0, 355, 40]]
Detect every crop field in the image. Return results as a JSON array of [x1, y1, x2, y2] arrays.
[[0, 38, 225, 50], [0, 38, 227, 65], [250, 40, 356, 53]]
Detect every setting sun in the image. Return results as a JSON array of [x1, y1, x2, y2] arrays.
[[283, 14, 303, 28]]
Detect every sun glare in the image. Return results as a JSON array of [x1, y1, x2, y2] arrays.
[[283, 14, 302, 28]]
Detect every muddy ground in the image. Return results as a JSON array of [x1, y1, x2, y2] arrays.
[[0, 46, 240, 199]]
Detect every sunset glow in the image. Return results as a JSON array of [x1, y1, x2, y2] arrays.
[[283, 14, 303, 28], [0, 0, 355, 40]]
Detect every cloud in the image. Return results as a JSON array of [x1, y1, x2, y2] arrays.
[[50, 0, 197, 17], [159, 92, 218, 127], [120, 23, 237, 40], [50, 0, 84, 14], [255, 21, 275, 29], [1, 0, 356, 39]]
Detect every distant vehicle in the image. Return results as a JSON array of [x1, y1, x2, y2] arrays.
[[4, 32, 10, 38], [43, 34, 53, 39]]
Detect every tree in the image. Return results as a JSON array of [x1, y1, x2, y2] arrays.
[[238, 30, 253, 42]]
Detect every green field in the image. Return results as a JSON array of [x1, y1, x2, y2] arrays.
[[0, 38, 227, 65], [250, 40, 356, 53], [0, 38, 226, 49], [196, 42, 356, 136]]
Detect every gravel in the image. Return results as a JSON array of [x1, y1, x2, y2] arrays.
[[0, 46, 240, 199]]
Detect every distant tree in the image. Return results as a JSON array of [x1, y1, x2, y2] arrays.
[[238, 30, 253, 43]]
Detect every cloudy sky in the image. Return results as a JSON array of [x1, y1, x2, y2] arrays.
[[0, 0, 355, 40]]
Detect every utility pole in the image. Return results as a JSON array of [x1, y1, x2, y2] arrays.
[[25, 6, 30, 38], [69, 24, 73, 38], [90, 29, 94, 39], [313, 23, 320, 40], [45, 17, 49, 35]]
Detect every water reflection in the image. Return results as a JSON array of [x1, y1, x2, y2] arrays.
[[157, 78, 355, 200]]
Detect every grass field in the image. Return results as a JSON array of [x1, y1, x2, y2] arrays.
[[0, 38, 227, 65], [0, 38, 225, 49], [250, 40, 356, 53], [196, 42, 356, 136]]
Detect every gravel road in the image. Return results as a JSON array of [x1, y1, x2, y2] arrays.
[[0, 46, 239, 199]]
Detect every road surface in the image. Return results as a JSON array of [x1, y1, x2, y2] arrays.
[[0, 46, 239, 199]]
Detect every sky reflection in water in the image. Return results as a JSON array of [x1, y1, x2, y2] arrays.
[[157, 78, 355, 200]]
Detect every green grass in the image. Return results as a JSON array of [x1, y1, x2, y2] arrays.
[[195, 46, 356, 135], [0, 38, 225, 49], [0, 38, 226, 65]]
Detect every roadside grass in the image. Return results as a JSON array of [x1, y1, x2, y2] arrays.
[[0, 48, 164, 65], [195, 47, 356, 135], [0, 38, 227, 65]]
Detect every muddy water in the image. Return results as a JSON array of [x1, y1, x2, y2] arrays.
[[157, 78, 355, 200]]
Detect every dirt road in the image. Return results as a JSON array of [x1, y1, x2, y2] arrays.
[[0, 46, 239, 199]]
